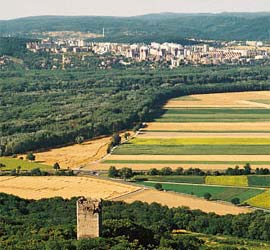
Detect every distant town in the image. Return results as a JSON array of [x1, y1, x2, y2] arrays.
[[25, 38, 270, 69]]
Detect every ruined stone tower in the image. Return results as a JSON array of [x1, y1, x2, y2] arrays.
[[77, 197, 102, 239]]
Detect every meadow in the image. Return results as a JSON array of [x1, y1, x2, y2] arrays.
[[0, 157, 51, 171], [139, 181, 264, 203]]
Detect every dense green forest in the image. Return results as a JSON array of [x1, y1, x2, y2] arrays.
[[1, 193, 270, 249], [1, 13, 270, 41], [1, 65, 270, 155]]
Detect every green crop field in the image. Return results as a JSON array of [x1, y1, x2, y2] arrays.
[[139, 182, 264, 204], [155, 116, 270, 122], [0, 157, 51, 171], [135, 175, 205, 184], [113, 144, 270, 155], [205, 176, 248, 187], [130, 138, 270, 145], [155, 108, 270, 122], [248, 176, 270, 187]]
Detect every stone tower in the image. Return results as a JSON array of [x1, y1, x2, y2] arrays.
[[77, 197, 102, 240]]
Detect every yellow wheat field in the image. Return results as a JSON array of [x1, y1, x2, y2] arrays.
[[114, 189, 251, 215], [106, 154, 270, 161], [0, 176, 139, 200], [20, 136, 111, 169], [145, 122, 270, 131], [165, 91, 270, 108]]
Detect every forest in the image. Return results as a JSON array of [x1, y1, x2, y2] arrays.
[[1, 193, 270, 250], [1, 65, 270, 155]]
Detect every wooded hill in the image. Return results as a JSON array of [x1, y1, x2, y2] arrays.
[[1, 13, 270, 41]]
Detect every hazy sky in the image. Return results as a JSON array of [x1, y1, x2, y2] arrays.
[[2, 0, 270, 20]]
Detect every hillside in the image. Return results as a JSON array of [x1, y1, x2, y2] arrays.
[[1, 13, 270, 41]]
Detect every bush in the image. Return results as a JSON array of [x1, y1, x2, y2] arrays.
[[154, 183, 163, 191], [204, 192, 212, 200], [231, 197, 240, 205]]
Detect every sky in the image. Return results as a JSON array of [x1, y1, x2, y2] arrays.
[[1, 0, 270, 20]]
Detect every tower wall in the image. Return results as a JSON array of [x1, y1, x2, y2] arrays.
[[77, 197, 102, 239]]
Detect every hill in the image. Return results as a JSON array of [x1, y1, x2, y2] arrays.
[[1, 12, 270, 41]]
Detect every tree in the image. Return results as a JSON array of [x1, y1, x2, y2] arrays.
[[119, 168, 133, 180], [204, 193, 212, 200], [75, 136, 84, 144], [26, 152, 35, 161], [175, 167, 184, 175], [16, 166, 21, 174], [147, 168, 159, 176], [108, 166, 119, 178], [160, 167, 173, 176], [112, 133, 121, 146], [231, 197, 240, 205], [243, 163, 251, 175], [154, 183, 163, 191], [124, 132, 131, 140], [53, 162, 60, 171]]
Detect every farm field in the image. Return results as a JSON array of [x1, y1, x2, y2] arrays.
[[0, 176, 139, 200], [0, 157, 51, 171], [114, 189, 251, 215], [205, 176, 248, 187], [135, 175, 205, 184], [139, 181, 264, 204], [106, 91, 270, 171], [19, 136, 111, 169], [245, 190, 270, 209]]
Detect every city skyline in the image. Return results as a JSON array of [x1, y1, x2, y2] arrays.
[[2, 0, 270, 20]]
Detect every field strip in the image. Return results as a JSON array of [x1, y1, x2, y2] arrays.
[[145, 122, 270, 131], [113, 189, 252, 215], [164, 91, 270, 108], [103, 160, 270, 165], [238, 100, 270, 108], [143, 181, 266, 190], [130, 137, 270, 145], [0, 176, 139, 200], [141, 130, 270, 133], [106, 154, 270, 161], [137, 132, 270, 138]]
